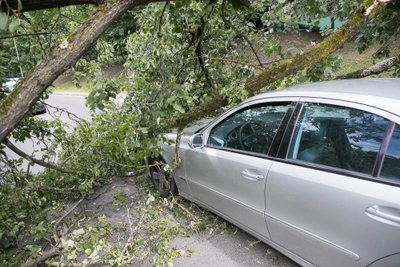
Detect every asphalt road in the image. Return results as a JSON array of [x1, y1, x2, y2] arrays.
[[5, 92, 298, 266], [5, 93, 91, 173], [42, 92, 92, 123], [171, 229, 298, 267]]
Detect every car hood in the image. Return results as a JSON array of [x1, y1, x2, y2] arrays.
[[182, 118, 213, 135], [169, 118, 213, 136], [163, 118, 213, 145]]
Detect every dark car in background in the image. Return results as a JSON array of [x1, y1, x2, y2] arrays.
[[1, 78, 46, 115]]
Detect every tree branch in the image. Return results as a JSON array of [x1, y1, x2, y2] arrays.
[[21, 197, 84, 267], [169, 0, 390, 129], [60, 12, 84, 24], [157, 1, 169, 35], [44, 101, 87, 124], [336, 54, 400, 79], [53, 197, 84, 244], [243, 0, 390, 95], [221, 0, 263, 68], [21, 248, 61, 267], [195, 17, 215, 89], [4, 138, 82, 176]]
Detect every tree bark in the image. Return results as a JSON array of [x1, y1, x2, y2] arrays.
[[0, 0, 160, 143], [336, 54, 400, 79], [21, 248, 60, 267], [2, 0, 101, 13]]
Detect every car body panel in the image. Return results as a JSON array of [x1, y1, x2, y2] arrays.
[[184, 146, 272, 238], [266, 161, 400, 267], [155, 79, 400, 266], [368, 253, 400, 267]]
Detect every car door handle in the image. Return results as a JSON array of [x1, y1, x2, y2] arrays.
[[241, 169, 264, 181], [365, 205, 400, 227]]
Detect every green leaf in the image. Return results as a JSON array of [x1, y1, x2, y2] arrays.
[[173, 103, 185, 113], [0, 12, 9, 31], [17, 0, 23, 12], [9, 19, 20, 33]]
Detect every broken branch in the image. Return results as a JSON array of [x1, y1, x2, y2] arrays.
[[4, 138, 84, 176], [336, 54, 400, 79]]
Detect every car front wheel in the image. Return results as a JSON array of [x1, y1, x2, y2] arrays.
[[148, 158, 178, 197]]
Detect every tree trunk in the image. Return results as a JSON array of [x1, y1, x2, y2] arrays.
[[0, 0, 160, 143]]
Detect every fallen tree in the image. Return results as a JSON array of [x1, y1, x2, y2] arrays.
[[0, 0, 392, 143], [0, 0, 397, 265], [170, 0, 392, 129], [0, 0, 162, 142]]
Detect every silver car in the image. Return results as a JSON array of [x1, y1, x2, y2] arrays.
[[147, 78, 400, 267]]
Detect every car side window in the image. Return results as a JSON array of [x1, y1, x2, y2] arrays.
[[288, 103, 389, 175], [380, 125, 400, 181], [208, 103, 290, 154]]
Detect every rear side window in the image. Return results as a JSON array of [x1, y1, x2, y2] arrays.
[[288, 103, 389, 175], [381, 125, 400, 181]]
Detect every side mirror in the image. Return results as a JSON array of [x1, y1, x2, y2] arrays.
[[189, 133, 204, 149]]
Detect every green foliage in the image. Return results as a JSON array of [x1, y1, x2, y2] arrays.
[[0, 6, 93, 79], [259, 0, 361, 34], [304, 55, 342, 82], [118, 1, 264, 128], [28, 107, 158, 197], [0, 162, 59, 249], [1, 173, 236, 266], [1, 0, 399, 265], [355, 0, 400, 58], [112, 189, 127, 210]]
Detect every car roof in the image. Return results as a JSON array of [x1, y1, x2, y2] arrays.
[[247, 78, 400, 115]]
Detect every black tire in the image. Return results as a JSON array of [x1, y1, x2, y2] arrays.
[[149, 158, 178, 197]]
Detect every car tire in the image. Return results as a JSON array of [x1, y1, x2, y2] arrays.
[[148, 157, 178, 197]]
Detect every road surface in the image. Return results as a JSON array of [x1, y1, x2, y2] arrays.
[[5, 93, 91, 173]]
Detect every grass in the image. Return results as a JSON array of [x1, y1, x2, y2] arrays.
[[334, 40, 400, 77], [51, 80, 89, 93]]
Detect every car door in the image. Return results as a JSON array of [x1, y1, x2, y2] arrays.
[[265, 99, 400, 267], [183, 99, 295, 238]]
